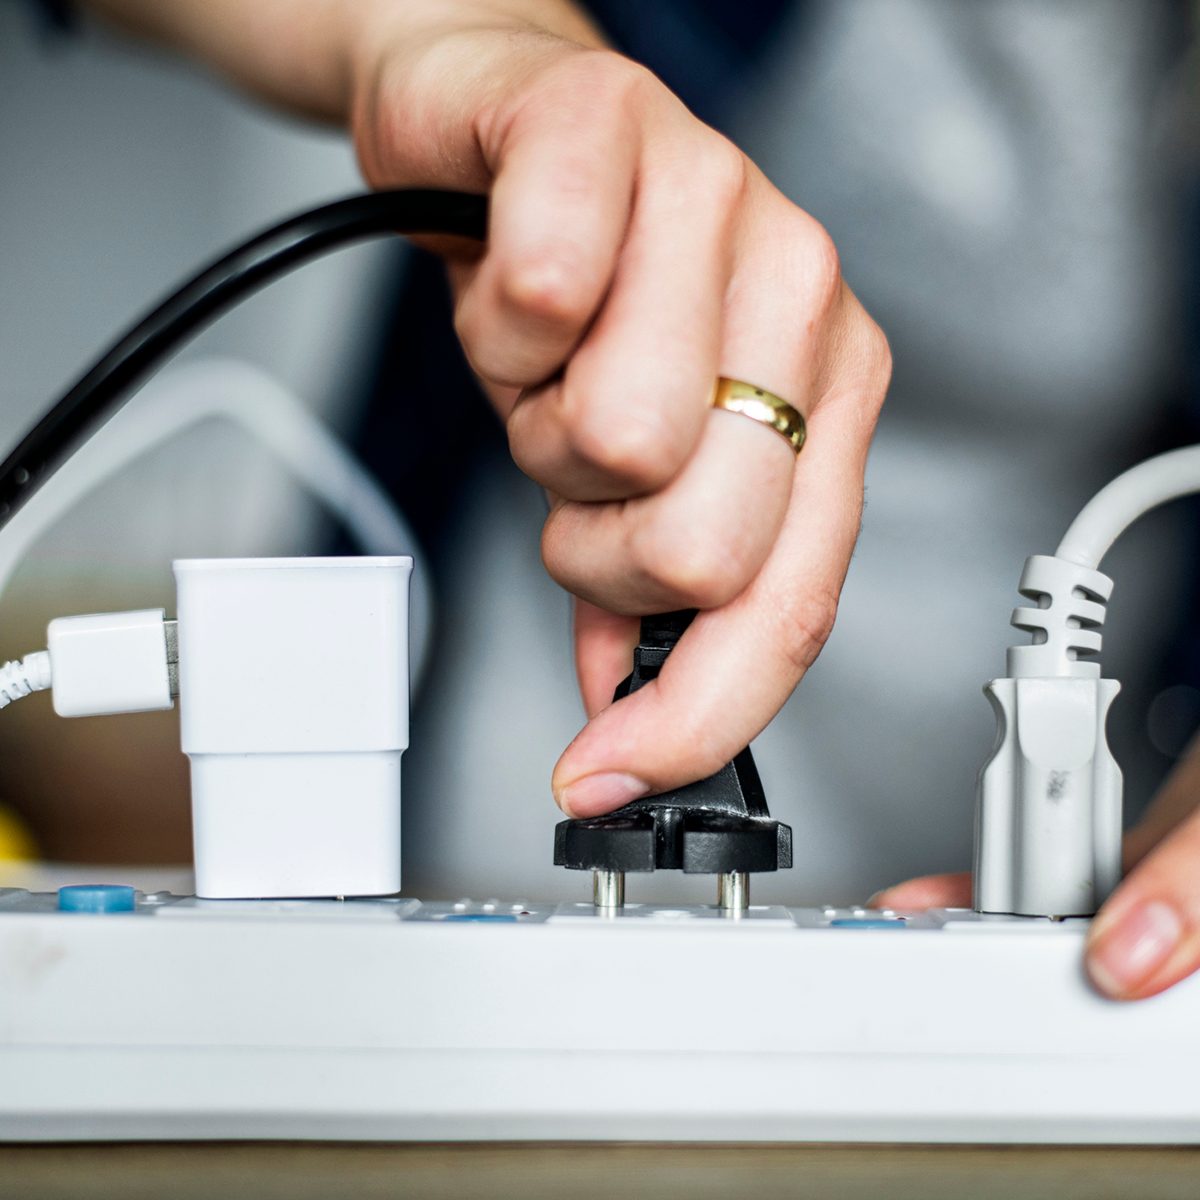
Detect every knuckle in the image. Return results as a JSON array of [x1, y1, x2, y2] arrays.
[[812, 302, 891, 424], [585, 51, 659, 103], [778, 587, 840, 676], [834, 319, 893, 424], [567, 406, 679, 493], [498, 244, 598, 330], [860, 320, 893, 409], [696, 135, 749, 209], [539, 511, 577, 587], [538, 508, 618, 609], [538, 49, 656, 115], [634, 522, 747, 610], [871, 321, 894, 385], [451, 292, 486, 359], [451, 300, 497, 381], [648, 132, 748, 220], [799, 216, 843, 312], [453, 298, 536, 388]]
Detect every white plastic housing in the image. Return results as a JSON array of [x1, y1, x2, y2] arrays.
[[10, 896, 1200, 1144], [975, 676, 1122, 917], [47, 608, 172, 717], [173, 557, 411, 899]]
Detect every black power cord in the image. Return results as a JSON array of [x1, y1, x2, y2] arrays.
[[0, 188, 488, 529]]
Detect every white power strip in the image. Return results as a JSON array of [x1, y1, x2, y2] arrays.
[[3, 886, 1198, 1144]]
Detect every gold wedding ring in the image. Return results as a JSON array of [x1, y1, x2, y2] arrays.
[[711, 377, 806, 454]]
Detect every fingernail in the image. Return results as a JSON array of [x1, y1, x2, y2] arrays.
[[557, 772, 649, 818], [1087, 900, 1183, 998]]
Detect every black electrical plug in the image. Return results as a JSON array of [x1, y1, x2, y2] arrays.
[[553, 610, 792, 911]]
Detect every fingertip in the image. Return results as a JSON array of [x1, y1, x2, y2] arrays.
[[1085, 898, 1185, 1001], [1084, 951, 1135, 1002], [554, 787, 576, 820], [554, 771, 650, 819]]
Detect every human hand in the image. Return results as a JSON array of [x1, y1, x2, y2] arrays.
[[872, 736, 1200, 1000], [351, 3, 891, 816]]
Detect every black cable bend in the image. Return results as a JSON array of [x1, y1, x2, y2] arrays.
[[0, 189, 488, 527]]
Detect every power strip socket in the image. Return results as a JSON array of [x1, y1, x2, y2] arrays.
[[2, 887, 1198, 1144]]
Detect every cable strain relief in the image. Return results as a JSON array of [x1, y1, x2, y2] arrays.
[[0, 650, 51, 709], [1006, 554, 1114, 679]]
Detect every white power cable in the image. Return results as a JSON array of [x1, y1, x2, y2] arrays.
[[1056, 445, 1200, 569], [0, 652, 50, 710]]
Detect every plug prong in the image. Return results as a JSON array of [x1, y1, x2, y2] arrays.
[[593, 869, 624, 911], [717, 871, 749, 915]]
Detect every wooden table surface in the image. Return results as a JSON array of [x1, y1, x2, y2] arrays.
[[2, 1143, 1198, 1200]]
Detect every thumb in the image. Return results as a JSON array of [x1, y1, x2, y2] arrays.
[[1086, 803, 1200, 1000]]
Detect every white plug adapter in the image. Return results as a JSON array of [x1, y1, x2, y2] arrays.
[[3, 558, 410, 899], [173, 557, 411, 899]]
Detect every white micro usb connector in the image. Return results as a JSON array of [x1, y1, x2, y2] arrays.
[[0, 608, 176, 718], [46, 609, 177, 717]]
